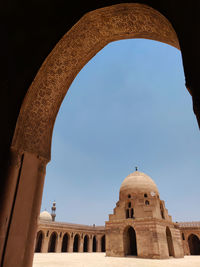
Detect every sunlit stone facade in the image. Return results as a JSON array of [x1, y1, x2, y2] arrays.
[[35, 171, 200, 257]]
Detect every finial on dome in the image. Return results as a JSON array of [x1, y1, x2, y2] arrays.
[[135, 166, 138, 171]]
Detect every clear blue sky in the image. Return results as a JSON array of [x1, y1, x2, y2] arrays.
[[41, 39, 200, 225]]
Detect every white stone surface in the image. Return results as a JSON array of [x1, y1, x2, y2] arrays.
[[33, 253, 200, 267]]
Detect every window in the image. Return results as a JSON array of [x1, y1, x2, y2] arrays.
[[131, 208, 134, 218], [126, 209, 129, 218], [128, 202, 131, 208], [145, 200, 150, 206], [128, 194, 131, 198], [182, 233, 185, 240], [144, 193, 148, 198]]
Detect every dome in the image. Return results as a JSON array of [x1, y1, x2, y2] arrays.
[[120, 171, 159, 198], [39, 211, 52, 221]]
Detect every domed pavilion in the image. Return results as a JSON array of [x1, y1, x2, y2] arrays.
[[105, 170, 184, 259]]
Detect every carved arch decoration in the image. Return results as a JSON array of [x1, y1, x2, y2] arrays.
[[12, 3, 180, 160]]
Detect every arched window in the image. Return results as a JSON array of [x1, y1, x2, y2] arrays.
[[61, 233, 69, 252], [145, 200, 150, 205], [48, 232, 57, 252], [131, 208, 134, 218], [126, 209, 129, 218], [144, 193, 148, 198], [160, 202, 165, 219], [35, 231, 44, 252], [182, 233, 185, 240], [128, 194, 131, 198]]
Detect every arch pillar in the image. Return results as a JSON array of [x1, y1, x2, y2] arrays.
[[1, 151, 47, 267], [42, 235, 49, 253], [68, 235, 73, 252], [0, 149, 23, 262], [97, 236, 101, 252], [56, 235, 62, 252], [79, 235, 84, 252], [88, 236, 93, 252]]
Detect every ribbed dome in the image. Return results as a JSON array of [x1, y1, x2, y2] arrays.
[[120, 171, 159, 198], [39, 211, 52, 221]]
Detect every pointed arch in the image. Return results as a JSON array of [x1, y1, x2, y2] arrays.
[[61, 233, 69, 252], [123, 226, 137, 256], [188, 234, 200, 255], [92, 236, 97, 252], [83, 235, 89, 252], [35, 231, 44, 252], [48, 232, 58, 252], [101, 235, 106, 252], [73, 234, 80, 252], [166, 227, 174, 257]]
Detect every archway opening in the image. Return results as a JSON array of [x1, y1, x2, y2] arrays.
[[188, 234, 200, 255], [92, 236, 97, 252], [124, 226, 137, 256], [61, 233, 69, 252], [48, 232, 57, 252], [73, 234, 80, 252], [35, 231, 44, 253], [83, 235, 89, 252], [101, 235, 105, 252], [166, 227, 174, 257]]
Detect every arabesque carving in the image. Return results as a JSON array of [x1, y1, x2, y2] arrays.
[[12, 3, 180, 160]]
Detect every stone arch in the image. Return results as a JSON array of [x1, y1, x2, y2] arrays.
[[12, 3, 180, 160], [73, 234, 80, 252], [188, 234, 200, 255], [123, 226, 137, 256], [166, 227, 174, 257], [83, 235, 89, 252], [48, 232, 58, 252], [101, 235, 106, 252], [61, 233, 69, 253], [34, 230, 44, 253], [92, 236, 97, 252], [3, 3, 182, 267]]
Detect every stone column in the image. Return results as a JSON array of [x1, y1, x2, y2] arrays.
[[0, 149, 23, 264], [2, 151, 48, 267], [56, 234, 62, 253], [68, 235, 74, 252], [79, 235, 84, 252], [42, 235, 50, 253], [88, 235, 93, 252], [97, 236, 101, 252]]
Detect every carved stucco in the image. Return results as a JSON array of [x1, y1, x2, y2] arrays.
[[12, 3, 180, 160]]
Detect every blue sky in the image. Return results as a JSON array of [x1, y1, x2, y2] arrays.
[[41, 39, 200, 225]]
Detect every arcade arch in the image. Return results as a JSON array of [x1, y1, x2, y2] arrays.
[[2, 3, 184, 267], [61, 233, 69, 252], [83, 235, 89, 252], [73, 234, 80, 252], [48, 232, 58, 252], [35, 231, 44, 253], [101, 235, 105, 252]]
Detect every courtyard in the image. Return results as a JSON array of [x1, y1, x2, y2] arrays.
[[33, 253, 200, 267]]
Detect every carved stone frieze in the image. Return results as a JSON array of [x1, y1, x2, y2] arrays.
[[11, 3, 180, 160]]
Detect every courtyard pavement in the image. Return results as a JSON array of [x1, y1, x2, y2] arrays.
[[33, 253, 200, 267]]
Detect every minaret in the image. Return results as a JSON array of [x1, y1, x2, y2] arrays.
[[51, 201, 56, 221]]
